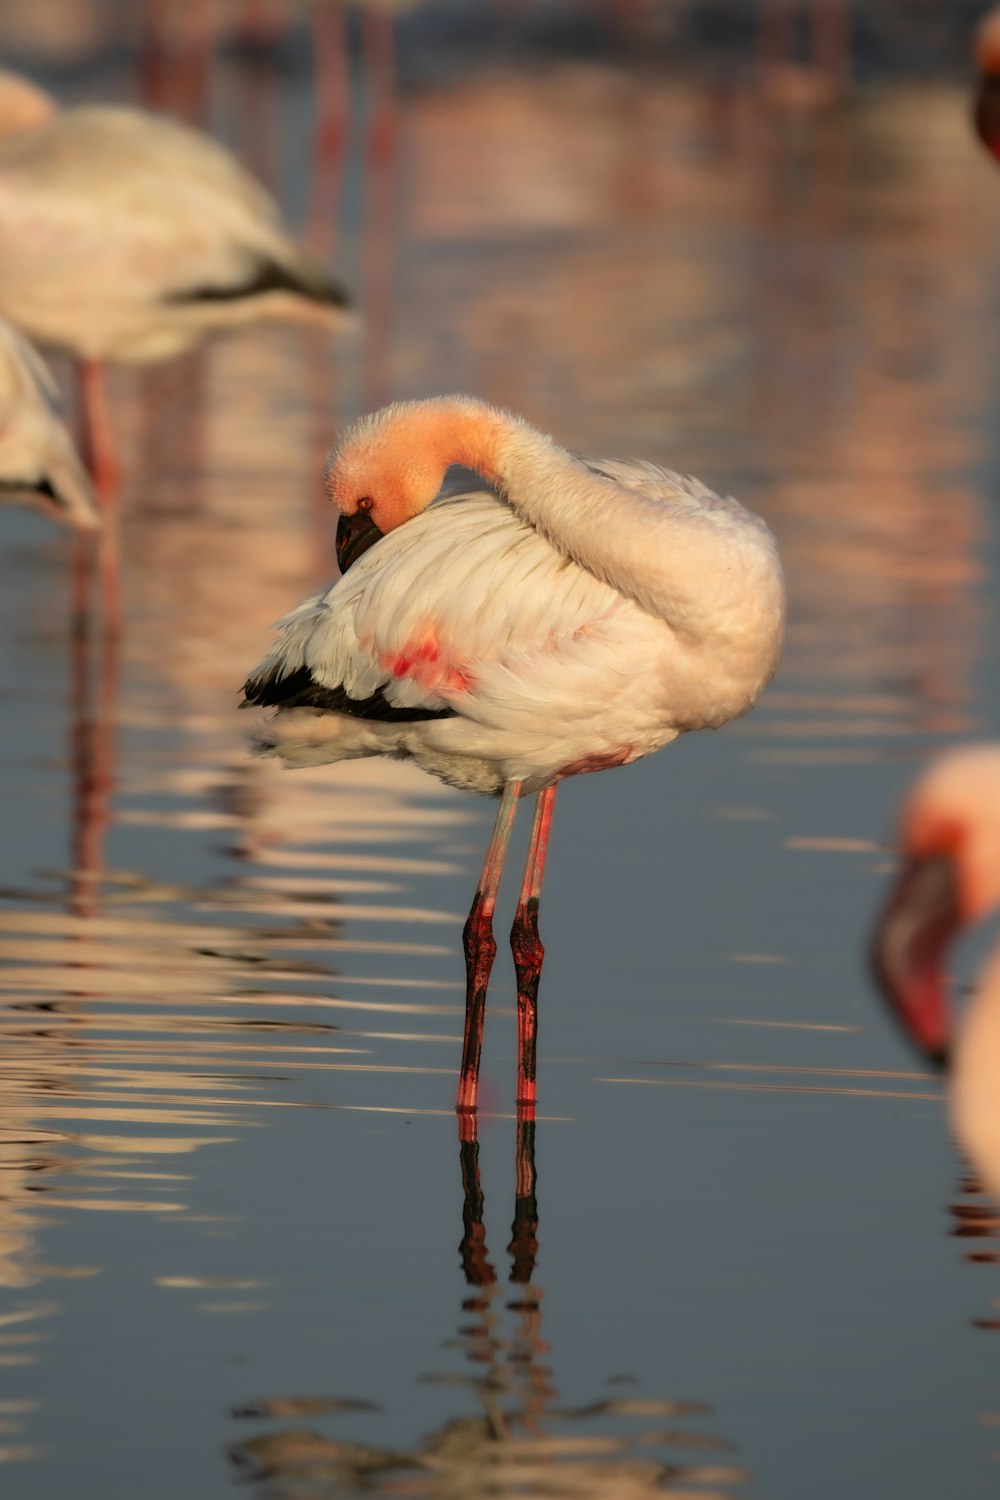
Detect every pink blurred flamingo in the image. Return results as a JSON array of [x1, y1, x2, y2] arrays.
[[871, 747, 1000, 1200], [242, 396, 785, 1112]]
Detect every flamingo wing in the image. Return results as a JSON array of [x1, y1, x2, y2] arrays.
[[242, 487, 627, 723], [0, 108, 346, 323]]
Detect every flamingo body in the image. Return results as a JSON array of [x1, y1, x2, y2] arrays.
[[872, 747, 1000, 1199], [245, 402, 784, 796], [0, 317, 97, 530], [0, 72, 350, 363], [243, 398, 785, 1109]]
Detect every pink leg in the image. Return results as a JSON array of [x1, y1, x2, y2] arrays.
[[78, 359, 120, 501], [77, 359, 122, 641], [511, 785, 556, 1110], [306, 5, 350, 255], [363, 5, 397, 170], [360, 5, 398, 411], [457, 778, 521, 1113]]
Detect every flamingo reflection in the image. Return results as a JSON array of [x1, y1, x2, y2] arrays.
[[68, 542, 118, 922], [229, 1111, 744, 1496]]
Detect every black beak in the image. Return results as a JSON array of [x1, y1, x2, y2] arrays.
[[336, 509, 383, 574], [869, 852, 959, 1070]]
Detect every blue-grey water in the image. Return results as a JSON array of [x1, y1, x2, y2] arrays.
[[2, 6, 1000, 1497]]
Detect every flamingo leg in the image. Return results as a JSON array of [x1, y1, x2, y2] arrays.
[[360, 5, 398, 412], [306, 4, 350, 255], [363, 5, 397, 170], [77, 359, 122, 640], [510, 784, 556, 1110], [457, 778, 521, 1114], [78, 358, 120, 502]]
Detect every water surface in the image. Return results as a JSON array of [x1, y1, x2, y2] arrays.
[[2, 16, 1000, 1499]]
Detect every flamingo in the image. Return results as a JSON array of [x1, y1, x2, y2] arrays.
[[241, 396, 785, 1112], [975, 8, 1000, 161], [0, 68, 351, 497], [0, 317, 97, 532], [871, 747, 1000, 1200]]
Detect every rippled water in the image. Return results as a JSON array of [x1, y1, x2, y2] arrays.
[[3, 10, 1000, 1499]]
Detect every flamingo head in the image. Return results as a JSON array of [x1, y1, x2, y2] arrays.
[[871, 747, 1000, 1066], [0, 71, 56, 139], [974, 11, 1000, 162], [324, 397, 506, 573]]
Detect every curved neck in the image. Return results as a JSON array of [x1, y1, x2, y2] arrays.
[[446, 402, 781, 644], [0, 73, 57, 139]]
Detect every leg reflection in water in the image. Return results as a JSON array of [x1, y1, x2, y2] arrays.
[[68, 535, 119, 921], [228, 1112, 745, 1495]]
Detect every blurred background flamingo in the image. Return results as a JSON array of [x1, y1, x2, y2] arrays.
[[872, 748, 1000, 1202]]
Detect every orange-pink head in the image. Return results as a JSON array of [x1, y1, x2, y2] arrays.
[[324, 396, 506, 545], [871, 747, 1000, 1065]]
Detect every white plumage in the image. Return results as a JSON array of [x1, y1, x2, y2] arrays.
[[0, 317, 97, 530], [246, 406, 784, 796], [0, 70, 350, 364]]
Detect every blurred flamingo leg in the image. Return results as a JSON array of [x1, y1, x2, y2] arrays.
[[307, 5, 350, 253]]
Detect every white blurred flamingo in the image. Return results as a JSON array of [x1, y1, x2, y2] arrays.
[[871, 747, 1000, 1200], [242, 396, 785, 1112], [0, 318, 97, 532], [0, 68, 351, 497]]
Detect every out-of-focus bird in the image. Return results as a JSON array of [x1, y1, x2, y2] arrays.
[[974, 8, 1000, 161], [0, 317, 97, 531], [242, 396, 785, 1112], [871, 747, 1000, 1199], [0, 68, 351, 493]]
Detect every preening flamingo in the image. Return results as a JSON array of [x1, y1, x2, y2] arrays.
[[242, 397, 786, 1112], [871, 747, 1000, 1199], [0, 69, 351, 496], [0, 317, 97, 532]]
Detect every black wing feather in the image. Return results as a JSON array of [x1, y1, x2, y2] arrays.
[[241, 664, 456, 724], [167, 257, 350, 309]]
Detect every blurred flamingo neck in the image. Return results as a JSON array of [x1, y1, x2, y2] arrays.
[[0, 72, 57, 138], [904, 748, 1000, 923], [976, 11, 1000, 73]]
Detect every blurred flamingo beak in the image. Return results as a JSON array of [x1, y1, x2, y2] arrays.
[[870, 852, 960, 1069], [336, 508, 382, 573], [974, 75, 1000, 162]]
